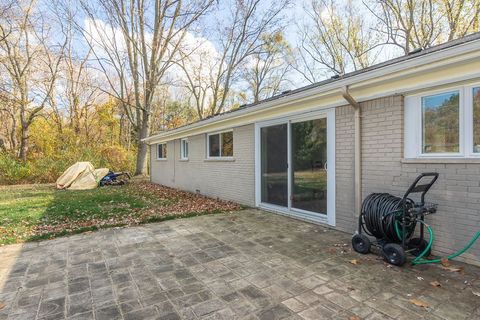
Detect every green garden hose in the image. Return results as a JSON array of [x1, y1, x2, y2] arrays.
[[411, 220, 480, 265]]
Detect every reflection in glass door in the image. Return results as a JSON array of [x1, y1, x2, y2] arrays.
[[260, 124, 288, 207], [257, 112, 333, 224], [291, 118, 327, 214]]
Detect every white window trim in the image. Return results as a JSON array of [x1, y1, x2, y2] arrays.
[[405, 82, 480, 159], [180, 138, 189, 160], [206, 129, 234, 159], [254, 108, 336, 227], [156, 143, 167, 160]]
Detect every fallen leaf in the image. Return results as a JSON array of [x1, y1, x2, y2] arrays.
[[430, 281, 441, 287], [350, 259, 360, 265], [349, 316, 361, 320], [410, 299, 430, 308], [0, 302, 5, 310], [440, 258, 451, 267], [472, 291, 480, 297], [442, 266, 464, 273]]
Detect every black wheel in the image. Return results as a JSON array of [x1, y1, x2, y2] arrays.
[[352, 234, 371, 254], [408, 237, 431, 257], [383, 243, 406, 266]]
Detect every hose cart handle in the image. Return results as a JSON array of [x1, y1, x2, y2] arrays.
[[402, 172, 439, 205]]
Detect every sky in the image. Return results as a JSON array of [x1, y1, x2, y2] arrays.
[[35, 0, 404, 104]]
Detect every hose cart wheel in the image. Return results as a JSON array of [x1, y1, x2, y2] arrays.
[[352, 234, 371, 254], [383, 243, 406, 266], [408, 238, 431, 257]]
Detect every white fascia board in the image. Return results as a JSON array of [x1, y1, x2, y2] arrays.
[[144, 39, 480, 144]]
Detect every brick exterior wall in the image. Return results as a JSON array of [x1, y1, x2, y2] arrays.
[[150, 96, 479, 264], [150, 124, 255, 206], [335, 95, 480, 265]]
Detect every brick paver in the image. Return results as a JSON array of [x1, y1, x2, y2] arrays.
[[0, 209, 479, 319]]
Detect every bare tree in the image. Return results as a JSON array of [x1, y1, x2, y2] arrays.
[[77, 0, 213, 175], [175, 45, 215, 120], [179, 0, 290, 119], [367, 0, 443, 53], [51, 7, 103, 140], [295, 0, 380, 83], [364, 0, 480, 54], [0, 90, 16, 152], [0, 1, 14, 42], [439, 0, 480, 40], [0, 0, 66, 161], [242, 32, 292, 103]]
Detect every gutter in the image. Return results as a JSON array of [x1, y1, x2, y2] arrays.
[[341, 86, 362, 219]]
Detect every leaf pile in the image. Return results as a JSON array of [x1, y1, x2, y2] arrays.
[[135, 182, 241, 218]]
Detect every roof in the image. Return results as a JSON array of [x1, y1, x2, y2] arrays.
[[145, 32, 480, 143]]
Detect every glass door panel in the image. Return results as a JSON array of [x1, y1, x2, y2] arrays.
[[291, 118, 327, 214], [261, 124, 288, 207]]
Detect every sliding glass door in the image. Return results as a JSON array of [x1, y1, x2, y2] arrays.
[[291, 118, 327, 214], [260, 124, 288, 207], [256, 110, 334, 224]]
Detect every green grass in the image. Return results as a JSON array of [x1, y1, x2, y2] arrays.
[[293, 170, 327, 191], [0, 183, 239, 245], [263, 170, 327, 192]]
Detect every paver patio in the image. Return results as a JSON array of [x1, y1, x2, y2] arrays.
[[0, 209, 479, 320]]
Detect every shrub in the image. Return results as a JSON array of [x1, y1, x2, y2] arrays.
[[99, 146, 135, 173], [0, 145, 136, 185], [0, 153, 31, 184]]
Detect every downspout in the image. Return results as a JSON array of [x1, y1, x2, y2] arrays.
[[172, 140, 176, 184], [341, 86, 362, 219]]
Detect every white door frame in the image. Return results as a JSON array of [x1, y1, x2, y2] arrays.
[[254, 108, 336, 226]]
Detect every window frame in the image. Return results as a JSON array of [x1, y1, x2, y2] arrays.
[[180, 138, 189, 160], [206, 129, 234, 159], [405, 83, 480, 159], [156, 143, 167, 160]]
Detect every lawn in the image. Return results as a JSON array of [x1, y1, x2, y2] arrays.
[[0, 182, 241, 245]]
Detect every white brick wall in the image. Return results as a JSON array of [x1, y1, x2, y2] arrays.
[[150, 124, 255, 206], [150, 97, 479, 264], [336, 95, 480, 265]]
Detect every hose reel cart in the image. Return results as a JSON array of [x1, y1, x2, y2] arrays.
[[352, 173, 439, 266]]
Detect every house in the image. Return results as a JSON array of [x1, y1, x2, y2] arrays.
[[144, 33, 480, 265]]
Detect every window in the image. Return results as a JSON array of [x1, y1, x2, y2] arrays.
[[473, 87, 480, 153], [207, 131, 233, 158], [157, 143, 167, 159], [405, 84, 480, 158], [221, 131, 233, 157], [422, 91, 460, 153], [180, 138, 189, 159]]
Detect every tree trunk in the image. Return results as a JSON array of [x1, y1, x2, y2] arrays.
[[19, 124, 29, 161], [10, 112, 17, 152], [134, 111, 149, 176]]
